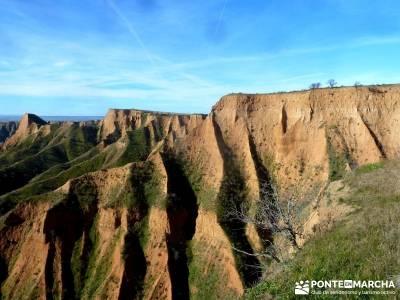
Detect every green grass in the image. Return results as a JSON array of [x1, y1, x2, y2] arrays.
[[326, 135, 348, 181], [106, 161, 162, 209], [0, 123, 99, 197], [0, 144, 69, 193], [354, 162, 384, 174], [245, 160, 400, 300], [0, 121, 158, 216], [216, 164, 263, 287], [123, 162, 162, 248], [71, 236, 85, 295], [71, 180, 98, 211], [0, 123, 61, 167], [81, 226, 123, 300], [177, 154, 219, 211], [63, 124, 98, 160], [116, 129, 150, 166], [0, 149, 109, 214], [136, 214, 150, 248], [188, 239, 240, 300], [30, 146, 101, 183], [0, 137, 140, 211]]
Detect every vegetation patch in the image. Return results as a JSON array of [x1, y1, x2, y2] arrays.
[[354, 162, 384, 174], [326, 134, 348, 181], [119, 226, 147, 299], [0, 123, 60, 166], [161, 152, 199, 299], [63, 124, 98, 160], [216, 164, 262, 287], [116, 128, 151, 166], [81, 222, 122, 299], [129, 162, 162, 208], [71, 236, 85, 295], [0, 149, 109, 213], [107, 162, 162, 210], [0, 123, 99, 197], [188, 239, 239, 300], [245, 160, 400, 299], [176, 154, 218, 211], [70, 180, 98, 212]]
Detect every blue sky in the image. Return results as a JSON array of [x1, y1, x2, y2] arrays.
[[1, 0, 400, 115]]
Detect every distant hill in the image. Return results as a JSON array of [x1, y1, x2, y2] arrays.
[[0, 122, 17, 144], [0, 115, 103, 122]]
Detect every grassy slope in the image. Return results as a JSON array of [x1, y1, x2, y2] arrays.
[[245, 161, 400, 300], [0, 126, 155, 215], [0, 124, 60, 165], [0, 123, 98, 195]]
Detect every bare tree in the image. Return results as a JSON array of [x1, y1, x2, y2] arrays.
[[354, 81, 362, 88], [228, 179, 308, 263], [327, 79, 337, 88], [309, 82, 321, 89]]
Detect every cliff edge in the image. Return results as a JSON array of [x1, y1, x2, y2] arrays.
[[0, 85, 400, 299]]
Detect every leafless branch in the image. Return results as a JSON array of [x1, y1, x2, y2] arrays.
[[227, 175, 317, 269]]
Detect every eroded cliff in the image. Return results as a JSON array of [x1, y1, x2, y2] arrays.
[[1, 85, 400, 299]]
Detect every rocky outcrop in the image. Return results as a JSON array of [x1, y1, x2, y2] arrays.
[[210, 85, 400, 192], [3, 113, 49, 148], [1, 85, 400, 299], [100, 109, 206, 147]]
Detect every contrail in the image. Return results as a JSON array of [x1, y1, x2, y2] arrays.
[[105, 0, 218, 89], [106, 0, 154, 65], [214, 0, 228, 36]]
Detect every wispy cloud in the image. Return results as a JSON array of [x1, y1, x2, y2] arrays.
[[354, 35, 400, 47], [53, 60, 71, 68], [106, 0, 154, 65], [1, 0, 400, 115], [214, 0, 228, 36], [104, 0, 220, 90]]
